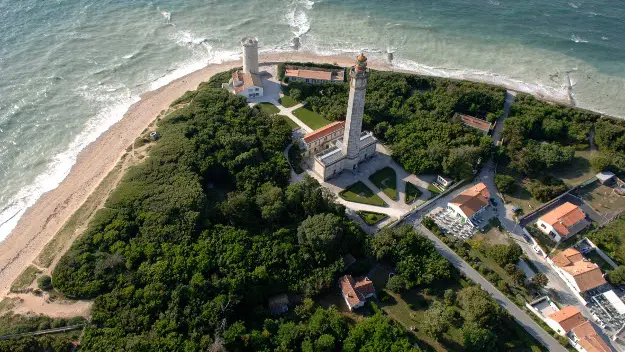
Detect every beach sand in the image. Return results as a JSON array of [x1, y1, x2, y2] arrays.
[[0, 50, 573, 303]]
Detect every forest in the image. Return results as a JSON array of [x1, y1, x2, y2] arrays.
[[284, 70, 505, 180], [497, 93, 625, 200], [27, 76, 445, 351], [0, 68, 550, 351]]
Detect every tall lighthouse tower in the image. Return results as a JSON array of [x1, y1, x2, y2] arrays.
[[241, 37, 259, 74], [342, 54, 370, 169]]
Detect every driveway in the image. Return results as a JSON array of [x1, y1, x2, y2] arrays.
[[416, 224, 567, 352]]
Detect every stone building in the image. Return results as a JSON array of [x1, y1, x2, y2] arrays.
[[310, 54, 377, 180], [224, 37, 264, 100]]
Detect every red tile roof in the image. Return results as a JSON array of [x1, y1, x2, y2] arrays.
[[572, 321, 611, 352], [232, 70, 262, 94], [285, 67, 344, 82], [354, 277, 375, 296], [547, 306, 585, 332], [539, 202, 587, 237], [303, 121, 345, 144], [552, 248, 584, 267], [450, 183, 491, 218], [339, 275, 364, 308], [456, 113, 492, 132], [562, 261, 607, 292], [339, 275, 376, 309]]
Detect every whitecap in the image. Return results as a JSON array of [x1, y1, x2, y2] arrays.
[[571, 34, 588, 43], [568, 2, 580, 8], [0, 86, 140, 241], [173, 30, 209, 46], [285, 0, 314, 38]]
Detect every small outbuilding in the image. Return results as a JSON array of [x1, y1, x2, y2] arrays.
[[437, 175, 454, 188], [268, 294, 289, 315], [596, 171, 615, 185]]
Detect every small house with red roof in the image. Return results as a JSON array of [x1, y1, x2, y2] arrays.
[[537, 202, 589, 241], [339, 275, 376, 311], [455, 113, 492, 134]]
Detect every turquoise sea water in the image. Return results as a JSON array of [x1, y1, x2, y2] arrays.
[[0, 0, 623, 239]]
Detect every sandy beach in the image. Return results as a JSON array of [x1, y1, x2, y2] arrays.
[[0, 50, 576, 302]]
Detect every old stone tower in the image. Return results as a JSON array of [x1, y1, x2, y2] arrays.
[[341, 54, 370, 170], [241, 37, 259, 74]]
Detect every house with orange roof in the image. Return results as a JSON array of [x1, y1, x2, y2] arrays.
[[536, 202, 590, 241], [455, 113, 492, 135], [339, 275, 375, 311], [550, 248, 607, 302], [571, 321, 612, 352], [547, 306, 586, 335], [285, 66, 345, 84], [447, 183, 491, 226], [301, 121, 345, 156]]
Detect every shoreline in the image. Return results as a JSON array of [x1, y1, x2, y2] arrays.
[[0, 50, 607, 300]]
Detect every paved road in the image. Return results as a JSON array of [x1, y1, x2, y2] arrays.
[[417, 224, 568, 352]]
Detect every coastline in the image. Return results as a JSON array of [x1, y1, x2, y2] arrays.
[[0, 50, 595, 299]]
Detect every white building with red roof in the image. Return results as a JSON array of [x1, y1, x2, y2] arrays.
[[285, 66, 345, 84], [301, 121, 345, 156], [339, 275, 376, 311], [537, 202, 589, 241], [223, 37, 264, 100], [447, 183, 491, 226]]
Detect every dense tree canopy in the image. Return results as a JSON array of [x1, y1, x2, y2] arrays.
[[51, 85, 373, 350], [286, 71, 504, 178], [373, 225, 453, 290]]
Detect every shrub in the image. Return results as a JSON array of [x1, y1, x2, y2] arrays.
[[590, 154, 611, 172], [494, 174, 516, 194], [37, 275, 52, 291]]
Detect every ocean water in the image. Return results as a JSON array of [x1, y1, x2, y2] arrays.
[[0, 0, 623, 240]]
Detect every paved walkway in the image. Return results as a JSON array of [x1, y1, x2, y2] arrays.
[[417, 224, 567, 352]]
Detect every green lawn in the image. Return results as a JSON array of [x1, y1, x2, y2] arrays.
[[406, 182, 422, 204], [279, 95, 299, 108], [369, 167, 398, 200], [278, 114, 299, 129], [357, 211, 388, 225], [585, 250, 616, 273], [427, 184, 442, 200], [339, 181, 387, 207], [548, 150, 597, 187], [257, 102, 280, 115], [292, 107, 331, 130]]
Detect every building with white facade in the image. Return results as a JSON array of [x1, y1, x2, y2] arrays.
[[447, 183, 491, 226], [285, 66, 345, 84], [301, 121, 345, 156], [224, 37, 264, 100], [536, 202, 590, 242], [551, 248, 607, 304], [309, 54, 377, 180]]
